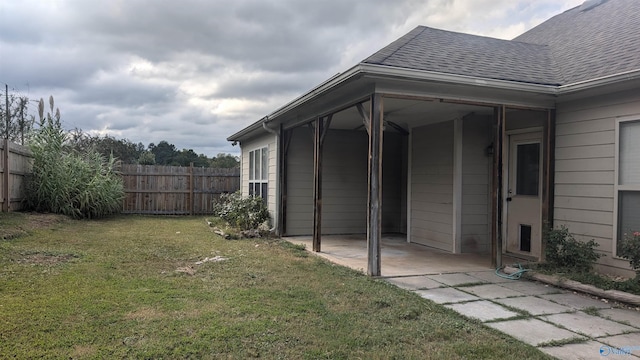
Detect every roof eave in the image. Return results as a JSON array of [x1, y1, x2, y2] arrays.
[[227, 63, 560, 142], [557, 68, 640, 95], [360, 63, 559, 94]]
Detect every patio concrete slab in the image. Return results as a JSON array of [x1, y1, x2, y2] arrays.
[[498, 280, 562, 296], [445, 300, 519, 322], [384, 276, 443, 290], [459, 284, 525, 299], [542, 312, 637, 338], [427, 273, 485, 286], [540, 341, 614, 360], [600, 333, 640, 357], [495, 296, 573, 316], [414, 287, 480, 304], [487, 318, 583, 346], [599, 308, 640, 328], [467, 270, 514, 283], [286, 235, 493, 276], [540, 293, 612, 310]]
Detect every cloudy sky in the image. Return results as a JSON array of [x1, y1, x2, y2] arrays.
[[0, 0, 583, 157]]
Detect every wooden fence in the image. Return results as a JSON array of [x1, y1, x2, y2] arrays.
[[0, 139, 32, 212], [120, 164, 240, 215]]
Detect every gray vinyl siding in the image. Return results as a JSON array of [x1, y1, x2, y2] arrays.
[[410, 120, 454, 251], [555, 89, 640, 276], [461, 115, 492, 254], [286, 128, 368, 235], [241, 134, 277, 224]]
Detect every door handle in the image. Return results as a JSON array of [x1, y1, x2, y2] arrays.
[[506, 197, 512, 202]]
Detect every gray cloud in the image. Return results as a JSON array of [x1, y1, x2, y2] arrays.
[[0, 0, 583, 156]]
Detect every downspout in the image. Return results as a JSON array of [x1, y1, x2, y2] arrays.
[[262, 117, 280, 234]]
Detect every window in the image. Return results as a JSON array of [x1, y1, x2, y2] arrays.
[[516, 143, 540, 196], [249, 147, 268, 200], [616, 120, 640, 255]]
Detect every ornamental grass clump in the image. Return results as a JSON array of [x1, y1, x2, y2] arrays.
[[24, 97, 124, 219]]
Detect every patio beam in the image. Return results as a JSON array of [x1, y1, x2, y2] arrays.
[[367, 93, 384, 276], [356, 103, 371, 135]]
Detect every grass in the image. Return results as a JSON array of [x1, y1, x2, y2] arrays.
[[0, 213, 552, 359]]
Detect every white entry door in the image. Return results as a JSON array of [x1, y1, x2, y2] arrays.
[[505, 131, 543, 259]]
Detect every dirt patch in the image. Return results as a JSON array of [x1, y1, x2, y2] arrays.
[[26, 213, 67, 230], [71, 344, 97, 358], [125, 307, 166, 321], [1, 212, 67, 240], [18, 252, 77, 265]]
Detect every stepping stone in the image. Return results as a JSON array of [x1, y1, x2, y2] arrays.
[[427, 273, 484, 286], [466, 270, 514, 283], [600, 333, 640, 356], [540, 341, 612, 360], [541, 312, 637, 338], [414, 287, 479, 304], [540, 293, 611, 310], [487, 318, 582, 347], [498, 280, 561, 296], [495, 296, 572, 316], [460, 284, 525, 299], [599, 308, 640, 328], [446, 300, 519, 322], [385, 276, 442, 290]]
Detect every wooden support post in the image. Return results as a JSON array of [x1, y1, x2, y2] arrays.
[[2, 139, 9, 212], [312, 117, 325, 252], [356, 103, 370, 134], [491, 106, 505, 269], [367, 94, 383, 276], [541, 109, 556, 260], [189, 162, 194, 215], [278, 124, 290, 236]]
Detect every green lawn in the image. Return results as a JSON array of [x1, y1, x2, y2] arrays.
[[0, 213, 551, 359]]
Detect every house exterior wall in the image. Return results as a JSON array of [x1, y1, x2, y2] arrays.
[[555, 89, 640, 277], [241, 133, 278, 224], [461, 115, 493, 253], [410, 120, 454, 251], [285, 128, 369, 235]]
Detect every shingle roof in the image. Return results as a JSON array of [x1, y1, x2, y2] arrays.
[[363, 26, 561, 86], [363, 0, 640, 86], [513, 0, 640, 84]]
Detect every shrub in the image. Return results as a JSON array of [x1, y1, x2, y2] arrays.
[[24, 99, 124, 219], [618, 231, 640, 279], [544, 225, 601, 273], [212, 192, 270, 230]]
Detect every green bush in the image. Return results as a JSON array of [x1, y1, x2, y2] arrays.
[[24, 102, 124, 219], [544, 225, 601, 273], [212, 192, 270, 230], [618, 231, 640, 279]]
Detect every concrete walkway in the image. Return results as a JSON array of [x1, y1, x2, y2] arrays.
[[385, 271, 640, 359]]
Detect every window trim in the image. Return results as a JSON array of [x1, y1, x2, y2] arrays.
[[248, 146, 269, 199], [613, 115, 640, 258]]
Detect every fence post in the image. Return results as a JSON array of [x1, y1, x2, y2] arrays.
[[2, 139, 9, 212], [189, 162, 194, 215]]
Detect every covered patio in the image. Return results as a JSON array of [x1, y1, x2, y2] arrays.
[[286, 235, 525, 277]]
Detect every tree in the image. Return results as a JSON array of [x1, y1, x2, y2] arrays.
[[0, 90, 35, 144], [137, 151, 156, 165], [210, 153, 239, 168], [149, 140, 177, 165]]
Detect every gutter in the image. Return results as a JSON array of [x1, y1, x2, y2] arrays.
[[557, 68, 640, 94], [359, 63, 559, 94]]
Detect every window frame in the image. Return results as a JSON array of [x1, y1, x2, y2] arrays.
[[248, 146, 268, 200], [614, 116, 640, 258]]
